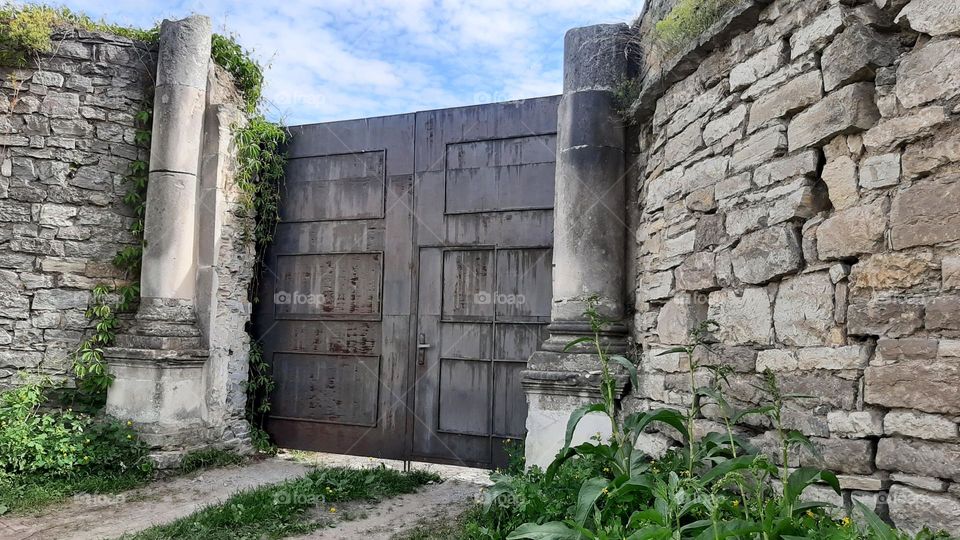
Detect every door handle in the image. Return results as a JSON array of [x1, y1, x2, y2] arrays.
[[417, 333, 431, 365]]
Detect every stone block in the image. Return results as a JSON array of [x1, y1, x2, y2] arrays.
[[821, 155, 860, 210], [753, 150, 819, 188], [859, 153, 901, 189], [708, 287, 773, 345], [926, 295, 960, 331], [646, 345, 690, 373], [889, 485, 960, 535], [828, 410, 884, 438], [944, 257, 960, 290], [788, 82, 880, 152], [674, 252, 716, 291], [641, 271, 674, 302], [816, 199, 887, 259], [796, 345, 871, 370], [896, 0, 960, 36], [848, 296, 924, 338], [790, 6, 847, 60], [39, 91, 80, 119], [884, 410, 958, 440], [877, 438, 960, 481], [31, 289, 90, 311], [731, 224, 803, 285], [767, 179, 830, 225], [715, 173, 753, 201], [756, 349, 798, 372], [681, 156, 729, 194], [849, 252, 933, 291], [694, 213, 727, 250], [890, 474, 947, 492], [664, 118, 705, 169], [645, 166, 683, 212], [801, 437, 876, 475], [725, 204, 767, 237], [748, 71, 823, 134], [863, 106, 949, 151], [38, 203, 78, 227], [866, 359, 960, 414], [730, 39, 788, 91], [902, 125, 960, 179], [895, 38, 960, 109], [656, 293, 709, 345], [890, 176, 960, 249], [822, 24, 899, 92], [731, 124, 788, 172], [875, 337, 939, 363], [703, 104, 747, 146], [684, 186, 716, 212]]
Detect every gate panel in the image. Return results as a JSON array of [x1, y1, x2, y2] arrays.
[[254, 114, 415, 460], [411, 97, 559, 467]]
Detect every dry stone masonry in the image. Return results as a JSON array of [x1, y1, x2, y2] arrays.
[[0, 19, 255, 463], [0, 29, 154, 386], [625, 0, 960, 532]]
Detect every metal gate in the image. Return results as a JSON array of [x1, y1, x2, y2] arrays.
[[253, 96, 559, 468]]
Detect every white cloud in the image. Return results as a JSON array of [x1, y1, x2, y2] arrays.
[[53, 0, 643, 124]]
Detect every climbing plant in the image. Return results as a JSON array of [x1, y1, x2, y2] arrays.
[[216, 35, 288, 452]]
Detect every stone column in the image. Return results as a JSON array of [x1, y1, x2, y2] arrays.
[[522, 23, 631, 468], [141, 15, 210, 304], [106, 16, 214, 465]]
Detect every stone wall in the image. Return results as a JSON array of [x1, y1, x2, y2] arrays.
[[0, 26, 255, 453], [628, 0, 960, 532], [0, 29, 153, 386]]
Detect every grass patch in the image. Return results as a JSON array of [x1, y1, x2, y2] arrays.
[[0, 468, 151, 515], [654, 0, 743, 51], [125, 465, 441, 540], [178, 449, 248, 474]]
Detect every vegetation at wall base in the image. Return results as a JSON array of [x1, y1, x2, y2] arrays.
[[442, 300, 953, 540], [124, 465, 440, 540], [177, 448, 249, 474], [0, 377, 153, 514]]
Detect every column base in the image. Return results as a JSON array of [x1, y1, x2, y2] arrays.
[[521, 349, 628, 469], [105, 298, 246, 467]]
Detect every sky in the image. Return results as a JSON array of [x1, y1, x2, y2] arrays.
[[50, 0, 643, 125]]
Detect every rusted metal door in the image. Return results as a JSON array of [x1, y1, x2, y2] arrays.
[[254, 114, 416, 459], [410, 98, 558, 467], [256, 97, 559, 468]]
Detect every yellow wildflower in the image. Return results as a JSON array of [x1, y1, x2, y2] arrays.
[[329, 507, 337, 513], [842, 517, 852, 527], [732, 500, 739, 508]]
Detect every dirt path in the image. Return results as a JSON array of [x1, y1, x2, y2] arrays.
[[0, 452, 490, 540], [0, 458, 312, 540], [293, 480, 480, 539]]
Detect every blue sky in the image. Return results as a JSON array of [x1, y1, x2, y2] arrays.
[[48, 0, 641, 125]]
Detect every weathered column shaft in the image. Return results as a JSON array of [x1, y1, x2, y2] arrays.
[[140, 16, 211, 301], [522, 24, 631, 468], [550, 24, 629, 326]]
